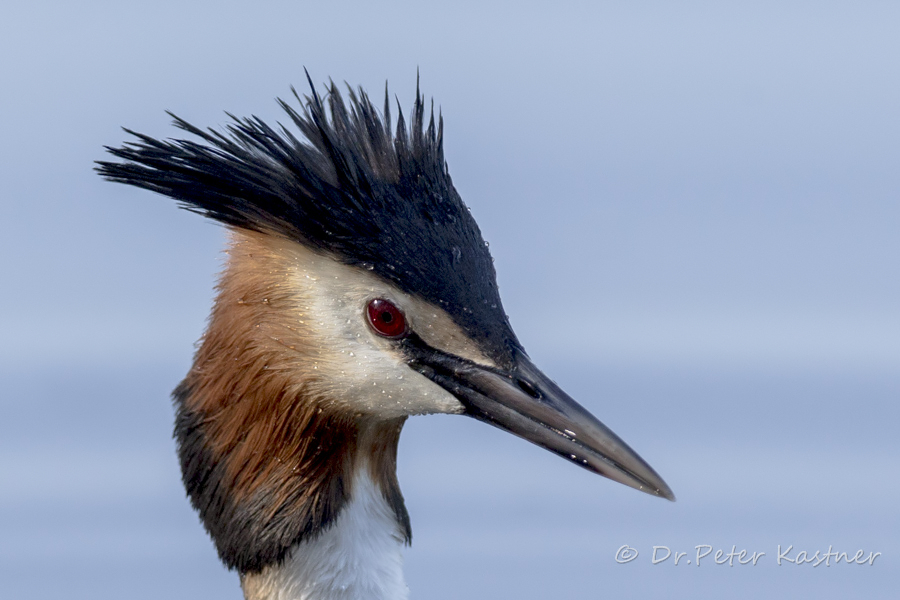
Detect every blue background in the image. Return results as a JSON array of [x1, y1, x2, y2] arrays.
[[1, 1, 897, 598]]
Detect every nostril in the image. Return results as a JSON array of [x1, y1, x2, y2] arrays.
[[516, 378, 541, 399]]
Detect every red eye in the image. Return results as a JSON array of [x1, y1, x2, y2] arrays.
[[366, 298, 408, 338]]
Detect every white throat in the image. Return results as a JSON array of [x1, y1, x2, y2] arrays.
[[240, 466, 409, 600]]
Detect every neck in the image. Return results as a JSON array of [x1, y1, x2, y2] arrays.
[[240, 464, 409, 600], [174, 367, 412, 577]]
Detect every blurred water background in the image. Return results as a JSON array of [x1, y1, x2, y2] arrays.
[[1, 1, 898, 598]]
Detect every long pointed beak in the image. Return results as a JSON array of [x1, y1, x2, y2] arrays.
[[404, 337, 674, 501]]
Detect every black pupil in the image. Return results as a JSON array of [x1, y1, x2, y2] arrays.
[[380, 311, 393, 323]]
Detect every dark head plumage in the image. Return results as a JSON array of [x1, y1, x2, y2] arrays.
[[96, 76, 520, 366]]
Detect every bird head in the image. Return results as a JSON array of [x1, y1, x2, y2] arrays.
[[97, 77, 673, 575]]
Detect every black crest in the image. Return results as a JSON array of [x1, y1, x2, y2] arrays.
[[97, 75, 521, 365]]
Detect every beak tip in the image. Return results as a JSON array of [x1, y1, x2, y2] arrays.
[[651, 482, 676, 502]]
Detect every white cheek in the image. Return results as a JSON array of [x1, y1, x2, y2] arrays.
[[296, 270, 464, 418]]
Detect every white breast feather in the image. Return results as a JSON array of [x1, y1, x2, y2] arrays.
[[241, 466, 409, 600]]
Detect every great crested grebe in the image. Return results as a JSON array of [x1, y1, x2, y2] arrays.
[[97, 75, 673, 600]]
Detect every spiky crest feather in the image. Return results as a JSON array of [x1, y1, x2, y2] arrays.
[[97, 75, 520, 365]]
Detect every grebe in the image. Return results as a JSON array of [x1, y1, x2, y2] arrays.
[[97, 76, 673, 600]]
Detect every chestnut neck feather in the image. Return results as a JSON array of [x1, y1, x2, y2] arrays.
[[173, 237, 411, 574]]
